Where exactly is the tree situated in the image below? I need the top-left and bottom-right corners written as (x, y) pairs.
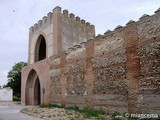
top-left (6, 62), bottom-right (27, 97)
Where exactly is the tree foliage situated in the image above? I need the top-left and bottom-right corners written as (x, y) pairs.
top-left (6, 62), bottom-right (27, 97)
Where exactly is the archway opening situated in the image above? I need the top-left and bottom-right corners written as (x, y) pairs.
top-left (39, 38), bottom-right (46, 61)
top-left (35, 35), bottom-right (46, 62)
top-left (34, 78), bottom-right (41, 105)
top-left (25, 69), bottom-right (41, 105)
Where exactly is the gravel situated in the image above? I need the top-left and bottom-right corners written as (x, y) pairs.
top-left (21, 107), bottom-right (110, 120)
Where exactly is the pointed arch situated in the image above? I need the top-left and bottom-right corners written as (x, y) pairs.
top-left (35, 35), bottom-right (47, 62)
top-left (25, 69), bottom-right (41, 105)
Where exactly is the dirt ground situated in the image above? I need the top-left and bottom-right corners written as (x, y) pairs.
top-left (21, 107), bottom-right (110, 120)
top-left (0, 102), bottom-right (110, 120)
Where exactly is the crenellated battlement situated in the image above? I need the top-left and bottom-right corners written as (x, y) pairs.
top-left (29, 11), bottom-right (53, 35)
top-left (59, 6), bottom-right (95, 50)
top-left (65, 7), bottom-right (160, 57)
top-left (154, 8), bottom-right (160, 13)
top-left (61, 8), bottom-right (94, 29)
top-left (139, 14), bottom-right (150, 20)
top-left (29, 6), bottom-right (160, 64)
top-left (29, 6), bottom-right (95, 34)
top-left (126, 20), bottom-right (135, 25)
top-left (29, 6), bottom-right (95, 51)
top-left (29, 6), bottom-right (63, 36)
top-left (92, 7), bottom-right (160, 41)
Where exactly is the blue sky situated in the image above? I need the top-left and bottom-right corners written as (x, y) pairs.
top-left (0, 0), bottom-right (160, 86)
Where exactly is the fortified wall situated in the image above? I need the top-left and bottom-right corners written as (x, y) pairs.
top-left (28, 6), bottom-right (95, 64)
top-left (21, 6), bottom-right (160, 114)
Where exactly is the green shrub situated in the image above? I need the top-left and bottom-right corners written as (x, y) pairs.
top-left (66, 106), bottom-right (80, 111)
top-left (39, 103), bottom-right (107, 118)
top-left (39, 103), bottom-right (65, 108)
top-left (66, 106), bottom-right (106, 118)
top-left (13, 95), bottom-right (21, 101)
top-left (111, 111), bottom-right (121, 120)
top-left (82, 108), bottom-right (106, 117)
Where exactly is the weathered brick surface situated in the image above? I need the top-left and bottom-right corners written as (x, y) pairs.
top-left (136, 12), bottom-right (160, 114)
top-left (65, 50), bottom-right (86, 106)
top-left (93, 94), bottom-right (128, 113)
top-left (94, 30), bottom-right (124, 56)
top-left (22, 6), bottom-right (160, 114)
top-left (124, 22), bottom-right (141, 113)
top-left (138, 13), bottom-right (160, 43)
top-left (137, 41), bottom-right (160, 113)
top-left (21, 59), bottom-right (51, 105)
top-left (85, 40), bottom-right (94, 108)
top-left (93, 50), bottom-right (126, 68)
top-left (62, 14), bottom-right (95, 51)
top-left (92, 29), bottom-right (128, 113)
top-left (50, 68), bottom-right (61, 104)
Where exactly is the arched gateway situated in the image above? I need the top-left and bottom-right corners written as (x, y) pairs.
top-left (35, 35), bottom-right (46, 62)
top-left (22, 6), bottom-right (95, 107)
top-left (22, 6), bottom-right (160, 113)
top-left (25, 69), bottom-right (41, 105)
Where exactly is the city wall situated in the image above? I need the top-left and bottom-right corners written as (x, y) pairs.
top-left (21, 6), bottom-right (160, 114)
top-left (50, 8), bottom-right (160, 114)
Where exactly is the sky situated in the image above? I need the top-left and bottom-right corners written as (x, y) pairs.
top-left (0, 0), bottom-right (160, 86)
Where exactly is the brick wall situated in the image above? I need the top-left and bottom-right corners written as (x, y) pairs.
top-left (22, 7), bottom-right (160, 114)
top-left (49, 10), bottom-right (160, 114)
